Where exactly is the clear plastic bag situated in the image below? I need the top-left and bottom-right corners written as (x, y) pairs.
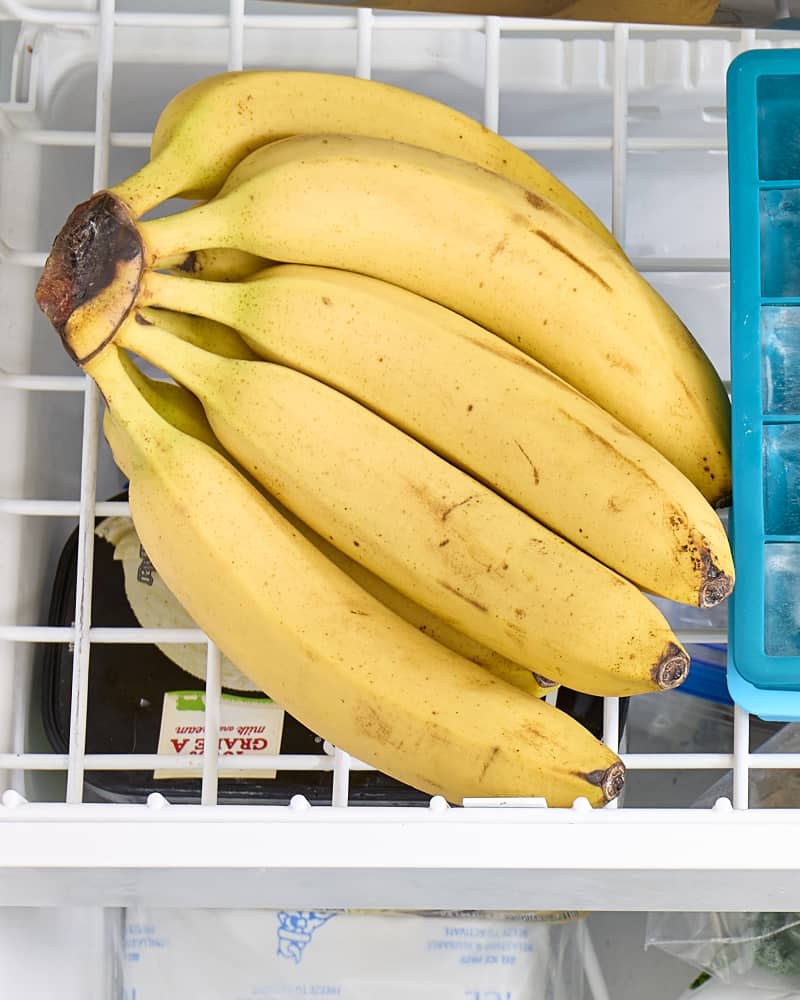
top-left (673, 974), bottom-right (800, 998)
top-left (646, 911), bottom-right (800, 990)
top-left (646, 723), bottom-right (800, 991)
top-left (119, 908), bottom-right (588, 999)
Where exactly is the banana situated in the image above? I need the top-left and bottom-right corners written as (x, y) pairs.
top-left (138, 263), bottom-right (734, 608)
top-left (97, 513), bottom-right (261, 692)
top-left (49, 134), bottom-right (726, 503)
top-left (137, 306), bottom-right (259, 360)
top-left (92, 345), bottom-right (624, 806)
top-left (312, 548), bottom-right (559, 699)
top-left (104, 366), bottom-right (557, 698)
top-left (158, 248), bottom-right (270, 282)
top-left (108, 69), bottom-right (618, 249)
top-left (114, 311), bottom-right (689, 698)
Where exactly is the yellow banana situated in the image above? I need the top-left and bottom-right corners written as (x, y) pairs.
top-left (108, 69), bottom-right (618, 250)
top-left (61, 134), bottom-right (728, 503)
top-left (157, 248), bottom-right (270, 282)
top-left (139, 263), bottom-right (733, 608)
top-left (115, 312), bottom-right (689, 698)
top-left (105, 365), bottom-right (557, 698)
top-left (137, 306), bottom-right (259, 360)
top-left (92, 345), bottom-right (623, 806)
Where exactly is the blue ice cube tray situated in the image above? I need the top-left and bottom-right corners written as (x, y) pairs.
top-left (727, 48), bottom-right (800, 720)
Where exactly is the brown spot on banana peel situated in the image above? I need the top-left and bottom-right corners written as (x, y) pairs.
top-left (480, 746), bottom-right (500, 780)
top-left (504, 619), bottom-right (526, 640)
top-left (408, 480), bottom-right (482, 525)
top-left (522, 190), bottom-right (619, 295)
top-left (177, 250), bottom-right (199, 273)
top-left (653, 643), bottom-right (690, 690)
top-left (557, 407), bottom-right (662, 494)
top-left (533, 230), bottom-right (612, 291)
top-left (524, 190), bottom-right (565, 217)
top-left (489, 237), bottom-right (508, 261)
top-left (441, 494), bottom-right (482, 522)
top-left (514, 440), bottom-right (539, 484)
top-left (354, 701), bottom-right (393, 744)
top-left (463, 330), bottom-right (574, 392)
top-left (604, 351), bottom-right (639, 377)
top-left (437, 580), bottom-right (489, 613)
top-left (672, 512), bottom-right (734, 608)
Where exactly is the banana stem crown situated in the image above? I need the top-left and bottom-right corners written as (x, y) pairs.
top-left (35, 191), bottom-right (145, 365)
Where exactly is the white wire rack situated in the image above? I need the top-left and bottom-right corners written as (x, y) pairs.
top-left (2, 0), bottom-right (800, 911)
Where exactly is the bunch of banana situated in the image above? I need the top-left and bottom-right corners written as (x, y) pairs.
top-left (34, 69), bottom-right (735, 806)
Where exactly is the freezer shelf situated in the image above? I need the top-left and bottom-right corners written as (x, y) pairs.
top-left (0, 0), bottom-right (796, 910)
top-left (5, 796), bottom-right (800, 911)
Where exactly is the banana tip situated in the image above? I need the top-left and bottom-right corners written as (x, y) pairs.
top-left (601, 761), bottom-right (626, 803)
top-left (654, 643), bottom-right (690, 691)
top-left (578, 760), bottom-right (626, 804)
top-left (699, 570), bottom-right (734, 609)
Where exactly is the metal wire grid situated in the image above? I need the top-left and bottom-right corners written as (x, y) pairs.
top-left (0, 0), bottom-right (787, 813)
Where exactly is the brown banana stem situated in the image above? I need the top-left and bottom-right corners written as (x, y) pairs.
top-left (35, 191), bottom-right (144, 364)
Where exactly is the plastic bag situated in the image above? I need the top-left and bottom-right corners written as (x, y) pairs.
top-left (674, 973), bottom-right (800, 998)
top-left (119, 908), bottom-right (587, 999)
top-left (646, 722), bottom-right (800, 991)
top-left (646, 912), bottom-right (800, 991)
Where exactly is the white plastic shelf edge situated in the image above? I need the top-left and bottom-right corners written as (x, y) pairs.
top-left (0, 803), bottom-right (797, 910)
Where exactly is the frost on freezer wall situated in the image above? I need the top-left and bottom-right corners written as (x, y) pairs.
top-left (121, 909), bottom-right (587, 999)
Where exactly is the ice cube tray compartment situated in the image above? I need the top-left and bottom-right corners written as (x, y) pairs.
top-left (728, 48), bottom-right (800, 714)
top-left (757, 74), bottom-right (800, 182)
top-left (760, 305), bottom-right (800, 412)
top-left (760, 188), bottom-right (800, 297)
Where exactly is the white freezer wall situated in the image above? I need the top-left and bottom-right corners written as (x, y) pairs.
top-left (1, 1), bottom-right (800, 912)
top-left (0, 907), bottom-right (116, 998)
